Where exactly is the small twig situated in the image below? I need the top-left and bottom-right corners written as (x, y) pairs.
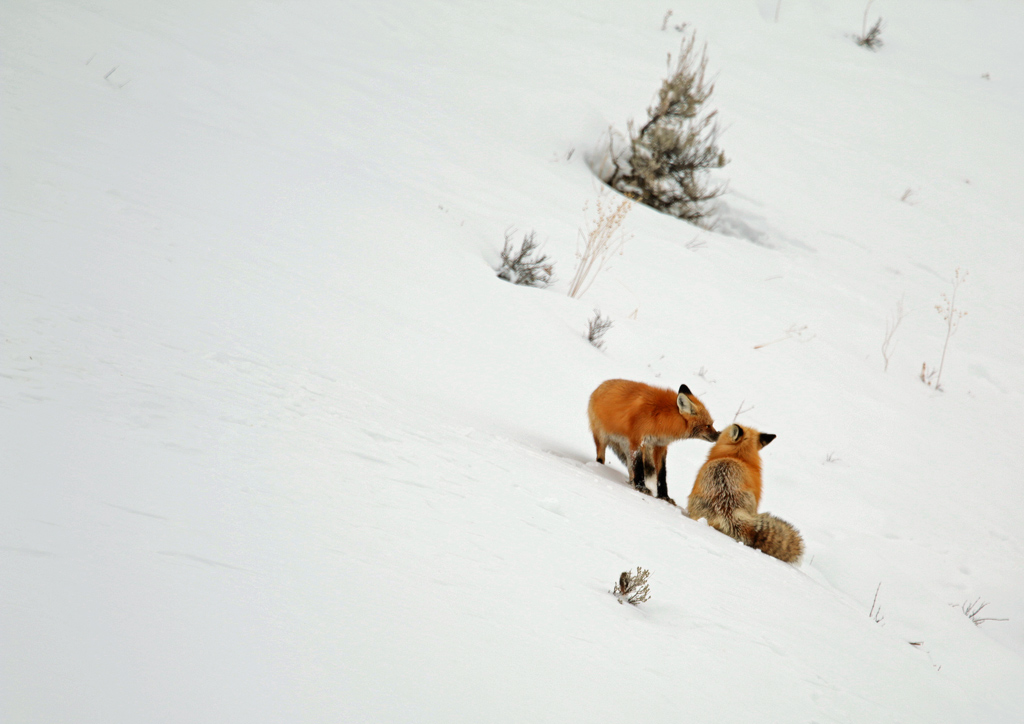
top-left (732, 400), bottom-right (754, 422)
top-left (695, 365), bottom-right (715, 383)
top-left (869, 582), bottom-right (884, 624)
top-left (862, 0), bottom-right (876, 39)
top-left (882, 295), bottom-right (907, 372)
top-left (957, 598), bottom-right (1008, 626)
top-left (933, 268), bottom-right (967, 391)
top-left (104, 66), bottom-right (118, 80)
top-left (754, 324), bottom-right (812, 349)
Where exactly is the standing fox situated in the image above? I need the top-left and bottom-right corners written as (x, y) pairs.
top-left (588, 379), bottom-right (718, 503)
top-left (687, 424), bottom-right (803, 563)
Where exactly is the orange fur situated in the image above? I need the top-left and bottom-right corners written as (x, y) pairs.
top-left (588, 379), bottom-right (718, 502)
top-left (696, 424), bottom-right (766, 505)
top-left (687, 424), bottom-right (803, 563)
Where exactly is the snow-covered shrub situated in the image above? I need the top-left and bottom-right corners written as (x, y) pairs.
top-left (600, 27), bottom-right (727, 228)
top-left (496, 229), bottom-right (553, 287)
top-left (587, 310), bottom-right (613, 349)
top-left (613, 567), bottom-right (651, 605)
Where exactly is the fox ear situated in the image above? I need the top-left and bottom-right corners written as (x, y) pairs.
top-left (677, 393), bottom-right (696, 416)
top-left (678, 384), bottom-right (692, 396)
top-left (759, 432), bottom-right (776, 448)
top-left (729, 424), bottom-right (744, 442)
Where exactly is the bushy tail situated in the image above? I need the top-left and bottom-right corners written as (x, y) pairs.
top-left (748, 512), bottom-right (804, 563)
top-left (706, 509), bottom-right (804, 564)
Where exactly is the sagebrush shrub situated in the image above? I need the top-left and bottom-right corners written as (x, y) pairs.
top-left (587, 310), bottom-right (613, 349)
top-left (613, 567), bottom-right (651, 605)
top-left (496, 230), bottom-right (553, 287)
top-left (601, 28), bottom-right (727, 228)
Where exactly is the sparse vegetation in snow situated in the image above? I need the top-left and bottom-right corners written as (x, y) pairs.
top-left (923, 268), bottom-right (968, 391)
top-left (957, 597), bottom-right (1008, 626)
top-left (855, 2), bottom-right (885, 49)
top-left (613, 567), bottom-right (652, 605)
top-left (599, 28), bottom-right (727, 228)
top-left (587, 309), bottom-right (613, 349)
top-left (567, 194), bottom-right (632, 299)
top-left (496, 229), bottom-right (554, 288)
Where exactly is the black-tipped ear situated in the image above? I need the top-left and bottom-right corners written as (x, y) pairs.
top-left (729, 425), bottom-right (744, 442)
top-left (759, 433), bottom-right (776, 448)
top-left (678, 384), bottom-right (692, 396)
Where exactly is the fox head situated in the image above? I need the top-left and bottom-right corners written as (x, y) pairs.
top-left (676, 384), bottom-right (719, 442)
top-left (711, 423), bottom-right (775, 457)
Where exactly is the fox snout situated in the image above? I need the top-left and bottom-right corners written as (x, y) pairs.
top-left (700, 426), bottom-right (720, 442)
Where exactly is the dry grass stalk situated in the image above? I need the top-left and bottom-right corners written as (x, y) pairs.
top-left (930, 268), bottom-right (968, 391)
top-left (567, 196), bottom-right (632, 299)
top-left (881, 296), bottom-right (906, 372)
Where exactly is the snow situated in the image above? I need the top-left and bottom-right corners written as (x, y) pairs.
top-left (3, 0), bottom-right (1023, 721)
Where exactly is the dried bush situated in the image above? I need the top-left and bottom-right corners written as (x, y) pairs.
top-left (881, 296), bottom-right (907, 372)
top-left (957, 598), bottom-right (1008, 626)
top-left (567, 195), bottom-right (632, 299)
top-left (600, 28), bottom-right (727, 228)
top-left (496, 229), bottom-right (553, 287)
top-left (855, 2), bottom-right (885, 49)
top-left (613, 567), bottom-right (651, 605)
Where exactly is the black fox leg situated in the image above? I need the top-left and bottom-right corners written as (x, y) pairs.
top-left (656, 459), bottom-right (669, 500)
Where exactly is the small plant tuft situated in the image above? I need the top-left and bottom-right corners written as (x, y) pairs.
top-left (956, 598), bottom-right (1008, 626)
top-left (881, 296), bottom-right (907, 372)
top-left (599, 27), bottom-right (727, 228)
top-left (869, 582), bottom-right (885, 624)
top-left (732, 399), bottom-right (754, 422)
top-left (587, 310), bottom-right (613, 349)
top-left (854, 2), bottom-right (885, 50)
top-left (496, 229), bottom-right (554, 288)
top-left (922, 268), bottom-right (968, 391)
top-left (695, 365), bottom-right (715, 383)
top-left (613, 567), bottom-right (651, 605)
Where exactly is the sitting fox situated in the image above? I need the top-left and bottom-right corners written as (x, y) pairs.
top-left (588, 379), bottom-right (718, 503)
top-left (687, 424), bottom-right (803, 563)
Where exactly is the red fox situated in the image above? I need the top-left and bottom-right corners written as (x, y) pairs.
top-left (588, 379), bottom-right (718, 503)
top-left (687, 424), bottom-right (803, 563)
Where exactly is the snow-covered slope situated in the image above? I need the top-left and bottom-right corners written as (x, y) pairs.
top-left (3, 1), bottom-right (1023, 721)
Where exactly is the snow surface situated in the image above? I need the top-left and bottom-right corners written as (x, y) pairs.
top-left (3, 0), bottom-right (1023, 721)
